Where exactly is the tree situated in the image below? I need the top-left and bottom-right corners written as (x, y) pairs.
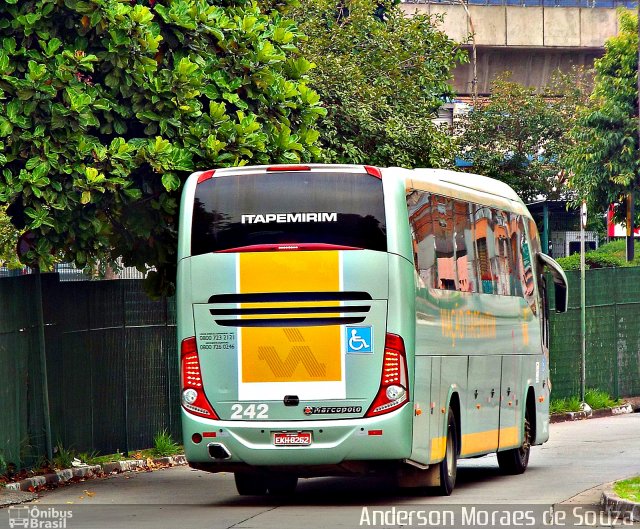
top-left (565, 12), bottom-right (639, 228)
top-left (457, 72), bottom-right (590, 203)
top-left (0, 206), bottom-right (21, 269)
top-left (0, 0), bottom-right (325, 295)
top-left (291, 0), bottom-right (467, 169)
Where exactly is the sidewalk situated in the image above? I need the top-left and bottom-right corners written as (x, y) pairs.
top-left (0, 490), bottom-right (36, 508)
top-left (0, 455), bottom-right (186, 508)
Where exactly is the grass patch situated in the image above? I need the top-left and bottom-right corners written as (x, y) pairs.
top-left (152, 430), bottom-right (181, 457)
top-left (584, 388), bottom-right (621, 410)
top-left (550, 389), bottom-right (621, 414)
top-left (52, 443), bottom-right (75, 470)
top-left (614, 476), bottom-right (640, 503)
top-left (550, 396), bottom-right (582, 414)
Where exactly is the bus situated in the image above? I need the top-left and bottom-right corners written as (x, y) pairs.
top-left (177, 164), bottom-right (568, 496)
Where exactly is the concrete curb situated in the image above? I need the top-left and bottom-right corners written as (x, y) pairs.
top-left (2, 455), bottom-right (186, 495)
top-left (601, 488), bottom-right (640, 522)
top-left (0, 489), bottom-right (38, 507)
top-left (550, 402), bottom-right (635, 424)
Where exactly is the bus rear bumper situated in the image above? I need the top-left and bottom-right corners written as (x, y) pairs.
top-left (182, 407), bottom-right (413, 471)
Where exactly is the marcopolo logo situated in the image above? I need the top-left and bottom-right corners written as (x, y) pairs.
top-left (240, 212), bottom-right (338, 224)
top-left (8, 506), bottom-right (73, 529)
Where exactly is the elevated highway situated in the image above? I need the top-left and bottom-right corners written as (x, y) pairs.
top-left (401, 1), bottom-right (632, 93)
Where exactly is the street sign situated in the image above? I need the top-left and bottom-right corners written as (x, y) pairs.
top-left (581, 201), bottom-right (587, 229)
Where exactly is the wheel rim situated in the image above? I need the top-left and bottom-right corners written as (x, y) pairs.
top-left (446, 429), bottom-right (456, 479)
top-left (519, 417), bottom-right (531, 463)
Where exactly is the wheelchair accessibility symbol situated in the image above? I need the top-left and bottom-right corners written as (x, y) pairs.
top-left (346, 326), bottom-right (373, 354)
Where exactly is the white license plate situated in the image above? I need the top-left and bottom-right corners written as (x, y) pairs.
top-left (273, 432), bottom-right (312, 446)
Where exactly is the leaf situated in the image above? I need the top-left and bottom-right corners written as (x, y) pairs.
top-left (0, 118), bottom-right (13, 137)
top-left (161, 172), bottom-right (180, 191)
top-left (80, 191), bottom-right (91, 204)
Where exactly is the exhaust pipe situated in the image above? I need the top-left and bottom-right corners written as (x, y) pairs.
top-left (208, 443), bottom-right (231, 460)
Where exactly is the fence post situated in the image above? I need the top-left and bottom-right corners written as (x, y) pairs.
top-left (613, 268), bottom-right (620, 399)
top-left (122, 283), bottom-right (130, 457)
top-left (35, 270), bottom-right (53, 462)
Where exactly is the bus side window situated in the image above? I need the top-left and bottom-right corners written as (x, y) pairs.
top-left (508, 213), bottom-right (524, 297)
top-left (433, 197), bottom-right (456, 290)
top-left (493, 209), bottom-right (511, 296)
top-left (453, 200), bottom-right (478, 292)
top-left (473, 206), bottom-right (494, 294)
top-left (407, 190), bottom-right (437, 289)
top-left (519, 217), bottom-right (537, 315)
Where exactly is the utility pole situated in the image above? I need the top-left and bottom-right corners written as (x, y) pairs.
top-left (458, 0), bottom-right (478, 106)
top-left (630, 1), bottom-right (640, 261)
top-left (580, 201), bottom-right (587, 404)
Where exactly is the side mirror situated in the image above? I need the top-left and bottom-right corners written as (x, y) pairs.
top-left (537, 253), bottom-right (569, 313)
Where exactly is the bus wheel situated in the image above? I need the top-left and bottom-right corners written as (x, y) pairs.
top-left (267, 474), bottom-right (298, 495)
top-left (438, 407), bottom-right (458, 496)
top-left (497, 411), bottom-right (532, 475)
top-left (234, 472), bottom-right (268, 495)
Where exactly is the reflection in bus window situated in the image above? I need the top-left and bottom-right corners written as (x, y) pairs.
top-left (520, 217), bottom-right (536, 314)
top-left (454, 201), bottom-right (477, 292)
top-left (509, 213), bottom-right (524, 297)
top-left (434, 197), bottom-right (456, 290)
top-left (493, 209), bottom-right (511, 296)
top-left (473, 206), bottom-right (494, 294)
top-left (407, 190), bottom-right (437, 289)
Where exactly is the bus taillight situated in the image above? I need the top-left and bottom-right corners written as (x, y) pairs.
top-left (365, 333), bottom-right (409, 418)
top-left (181, 337), bottom-right (219, 419)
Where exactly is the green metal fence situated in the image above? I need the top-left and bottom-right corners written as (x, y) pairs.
top-left (0, 276), bottom-right (47, 468)
top-left (549, 267), bottom-right (640, 399)
top-left (0, 274), bottom-right (177, 469)
top-left (1, 268), bottom-right (639, 468)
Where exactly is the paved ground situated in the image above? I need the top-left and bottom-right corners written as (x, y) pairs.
top-left (2, 414), bottom-right (639, 528)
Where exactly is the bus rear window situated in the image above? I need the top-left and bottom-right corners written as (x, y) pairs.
top-left (191, 171), bottom-right (387, 255)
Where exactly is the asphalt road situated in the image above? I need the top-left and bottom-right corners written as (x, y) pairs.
top-left (4, 414), bottom-right (640, 529)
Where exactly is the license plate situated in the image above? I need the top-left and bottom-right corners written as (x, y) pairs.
top-left (273, 431), bottom-right (312, 446)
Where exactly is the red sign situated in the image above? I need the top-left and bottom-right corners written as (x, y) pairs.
top-left (607, 204), bottom-right (640, 237)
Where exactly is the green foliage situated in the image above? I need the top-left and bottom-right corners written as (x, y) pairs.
top-left (549, 396), bottom-right (581, 414)
top-left (584, 388), bottom-right (621, 409)
top-left (551, 389), bottom-right (621, 414)
top-left (0, 206), bottom-right (22, 269)
top-left (77, 450), bottom-right (101, 465)
top-left (152, 430), bottom-right (180, 457)
top-left (458, 71), bottom-right (590, 202)
top-left (52, 443), bottom-right (75, 470)
top-left (614, 476), bottom-right (640, 503)
top-left (0, 453), bottom-right (6, 476)
top-left (555, 239), bottom-right (640, 270)
top-left (566, 11), bottom-right (640, 226)
top-left (292, 0), bottom-right (466, 168)
top-left (0, 0), bottom-right (325, 296)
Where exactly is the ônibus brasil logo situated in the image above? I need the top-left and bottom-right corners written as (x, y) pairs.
top-left (8, 506), bottom-right (73, 529)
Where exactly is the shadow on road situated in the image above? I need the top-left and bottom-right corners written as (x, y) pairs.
top-left (207, 462), bottom-right (506, 507)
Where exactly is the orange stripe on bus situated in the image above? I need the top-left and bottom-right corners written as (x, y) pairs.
top-left (430, 426), bottom-right (521, 463)
top-left (239, 251), bottom-right (342, 384)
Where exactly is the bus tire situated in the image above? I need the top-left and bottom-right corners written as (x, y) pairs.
top-left (438, 407), bottom-right (458, 496)
top-left (234, 472), bottom-right (268, 495)
top-left (497, 410), bottom-right (532, 475)
top-left (267, 474), bottom-right (298, 495)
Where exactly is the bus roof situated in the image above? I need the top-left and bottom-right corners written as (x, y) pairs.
top-left (403, 168), bottom-right (531, 217)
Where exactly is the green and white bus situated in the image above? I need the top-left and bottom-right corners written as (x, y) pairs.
top-left (177, 164), bottom-right (568, 496)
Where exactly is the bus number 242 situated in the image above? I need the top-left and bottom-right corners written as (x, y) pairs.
top-left (230, 403), bottom-right (269, 420)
